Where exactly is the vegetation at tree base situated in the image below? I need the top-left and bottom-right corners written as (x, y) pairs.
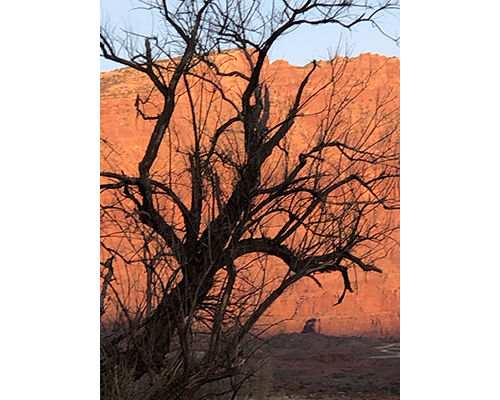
top-left (100, 1), bottom-right (399, 398)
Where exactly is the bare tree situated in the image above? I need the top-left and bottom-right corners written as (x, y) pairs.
top-left (100, 1), bottom-right (399, 398)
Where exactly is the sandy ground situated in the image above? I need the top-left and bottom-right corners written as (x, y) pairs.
top-left (256, 333), bottom-right (399, 400)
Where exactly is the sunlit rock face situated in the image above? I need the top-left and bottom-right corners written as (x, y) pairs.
top-left (101, 52), bottom-right (399, 338)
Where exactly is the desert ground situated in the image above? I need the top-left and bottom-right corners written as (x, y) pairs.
top-left (256, 333), bottom-right (399, 400)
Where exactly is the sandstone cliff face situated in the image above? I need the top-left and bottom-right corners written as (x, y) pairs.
top-left (100, 52), bottom-right (399, 338)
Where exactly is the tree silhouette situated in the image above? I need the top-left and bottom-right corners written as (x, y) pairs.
top-left (100, 1), bottom-right (399, 398)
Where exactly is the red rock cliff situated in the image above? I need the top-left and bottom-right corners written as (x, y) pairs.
top-left (100, 52), bottom-right (400, 338)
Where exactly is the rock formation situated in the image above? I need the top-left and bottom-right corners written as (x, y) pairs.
top-left (100, 52), bottom-right (399, 338)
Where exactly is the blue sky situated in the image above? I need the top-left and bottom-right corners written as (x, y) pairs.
top-left (4, 3), bottom-right (500, 398)
top-left (100, 0), bottom-right (399, 72)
